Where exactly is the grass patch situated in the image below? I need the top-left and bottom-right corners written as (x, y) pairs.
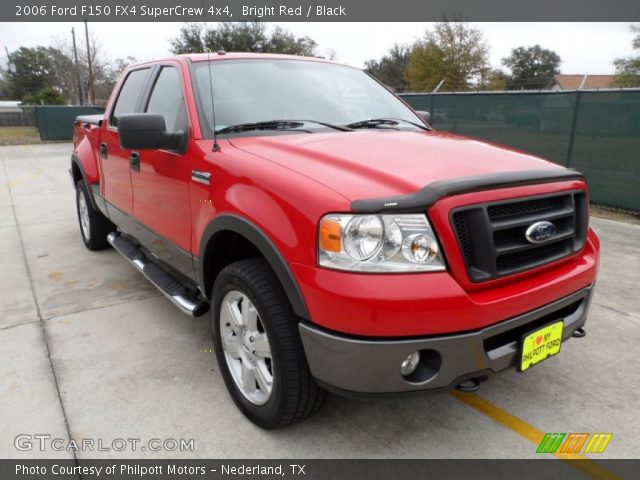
top-left (0, 126), bottom-right (41, 146)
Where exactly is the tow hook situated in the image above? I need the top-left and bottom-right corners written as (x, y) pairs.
top-left (572, 327), bottom-right (587, 338)
top-left (456, 375), bottom-right (488, 393)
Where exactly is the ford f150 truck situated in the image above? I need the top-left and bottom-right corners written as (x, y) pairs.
top-left (71, 52), bottom-right (599, 428)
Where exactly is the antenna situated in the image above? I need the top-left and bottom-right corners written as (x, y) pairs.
top-left (202, 2), bottom-right (220, 152)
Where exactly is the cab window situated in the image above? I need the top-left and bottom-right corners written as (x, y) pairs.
top-left (110, 68), bottom-right (150, 127)
top-left (145, 66), bottom-right (187, 133)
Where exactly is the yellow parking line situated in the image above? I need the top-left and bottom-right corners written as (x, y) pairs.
top-left (0, 170), bottom-right (44, 191)
top-left (450, 390), bottom-right (620, 480)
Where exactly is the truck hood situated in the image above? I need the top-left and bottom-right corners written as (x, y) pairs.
top-left (229, 130), bottom-right (565, 201)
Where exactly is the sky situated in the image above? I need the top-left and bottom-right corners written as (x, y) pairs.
top-left (0, 22), bottom-right (636, 74)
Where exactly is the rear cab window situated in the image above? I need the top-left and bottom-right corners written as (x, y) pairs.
top-left (110, 68), bottom-right (151, 128)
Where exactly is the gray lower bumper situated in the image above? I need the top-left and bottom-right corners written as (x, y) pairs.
top-left (299, 286), bottom-right (593, 395)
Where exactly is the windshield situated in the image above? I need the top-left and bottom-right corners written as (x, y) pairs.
top-left (192, 59), bottom-right (424, 137)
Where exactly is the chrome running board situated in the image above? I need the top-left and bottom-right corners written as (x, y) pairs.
top-left (107, 232), bottom-right (209, 317)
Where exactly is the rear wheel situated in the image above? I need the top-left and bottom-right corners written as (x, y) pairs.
top-left (75, 180), bottom-right (114, 250)
top-left (212, 258), bottom-right (325, 428)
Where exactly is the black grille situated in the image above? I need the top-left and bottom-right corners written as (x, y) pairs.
top-left (453, 212), bottom-right (473, 265)
top-left (487, 196), bottom-right (565, 219)
top-left (451, 191), bottom-right (588, 282)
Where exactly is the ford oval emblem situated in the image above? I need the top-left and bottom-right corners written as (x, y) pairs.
top-left (525, 221), bottom-right (557, 244)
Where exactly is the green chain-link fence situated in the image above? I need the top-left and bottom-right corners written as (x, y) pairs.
top-left (400, 90), bottom-right (640, 212)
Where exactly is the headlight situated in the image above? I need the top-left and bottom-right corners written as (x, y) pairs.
top-left (318, 214), bottom-right (445, 272)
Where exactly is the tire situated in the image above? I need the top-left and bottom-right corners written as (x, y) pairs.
top-left (75, 180), bottom-right (114, 251)
top-left (212, 258), bottom-right (325, 429)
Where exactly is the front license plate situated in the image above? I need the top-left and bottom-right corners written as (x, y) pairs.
top-left (519, 321), bottom-right (564, 372)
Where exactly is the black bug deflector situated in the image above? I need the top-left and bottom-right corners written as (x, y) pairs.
top-left (350, 169), bottom-right (585, 213)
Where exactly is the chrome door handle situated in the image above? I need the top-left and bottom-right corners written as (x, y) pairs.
top-left (191, 170), bottom-right (211, 185)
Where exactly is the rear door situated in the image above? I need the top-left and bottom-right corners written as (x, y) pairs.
top-left (101, 67), bottom-right (151, 222)
top-left (130, 63), bottom-right (194, 278)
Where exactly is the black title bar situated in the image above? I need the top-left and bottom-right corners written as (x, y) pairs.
top-left (2, 459), bottom-right (639, 480)
top-left (4, 0), bottom-right (640, 22)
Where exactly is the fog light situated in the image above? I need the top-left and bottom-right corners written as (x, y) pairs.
top-left (400, 351), bottom-right (420, 376)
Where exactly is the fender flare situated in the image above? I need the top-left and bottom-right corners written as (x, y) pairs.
top-left (198, 214), bottom-right (310, 320)
top-left (70, 153), bottom-right (98, 210)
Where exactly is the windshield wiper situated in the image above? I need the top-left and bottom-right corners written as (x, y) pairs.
top-left (216, 119), bottom-right (351, 134)
top-left (287, 120), bottom-right (353, 132)
top-left (215, 120), bottom-right (306, 134)
top-left (345, 118), bottom-right (430, 130)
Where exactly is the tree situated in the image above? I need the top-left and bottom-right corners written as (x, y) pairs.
top-left (94, 56), bottom-right (137, 105)
top-left (4, 29), bottom-right (135, 106)
top-left (203, 21), bottom-right (267, 52)
top-left (170, 21), bottom-right (317, 56)
top-left (5, 46), bottom-right (70, 104)
top-left (266, 26), bottom-right (316, 56)
top-left (405, 22), bottom-right (490, 92)
top-left (0, 65), bottom-right (11, 99)
top-left (170, 23), bottom-right (205, 54)
top-left (613, 24), bottom-right (640, 87)
top-left (405, 41), bottom-right (446, 92)
top-left (479, 69), bottom-right (509, 91)
top-left (74, 34), bottom-right (113, 105)
top-left (501, 45), bottom-right (561, 90)
top-left (22, 86), bottom-right (67, 105)
top-left (47, 45), bottom-right (79, 103)
top-left (6, 47), bottom-right (56, 101)
top-left (53, 33), bottom-right (137, 106)
top-left (364, 44), bottom-right (411, 92)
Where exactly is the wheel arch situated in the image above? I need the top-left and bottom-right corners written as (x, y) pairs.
top-left (70, 153), bottom-right (98, 209)
top-left (198, 214), bottom-right (310, 320)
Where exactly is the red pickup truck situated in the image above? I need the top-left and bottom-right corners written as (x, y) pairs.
top-left (71, 52), bottom-right (599, 428)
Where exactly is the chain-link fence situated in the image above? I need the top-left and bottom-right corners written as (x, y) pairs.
top-left (0, 105), bottom-right (105, 140)
top-left (400, 90), bottom-right (640, 212)
top-left (0, 106), bottom-right (36, 127)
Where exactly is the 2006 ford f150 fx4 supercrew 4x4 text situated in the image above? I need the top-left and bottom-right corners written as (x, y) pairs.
top-left (70, 53), bottom-right (599, 428)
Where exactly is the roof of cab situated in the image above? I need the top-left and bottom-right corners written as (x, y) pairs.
top-left (185, 52), bottom-right (331, 62)
top-left (130, 52), bottom-right (336, 69)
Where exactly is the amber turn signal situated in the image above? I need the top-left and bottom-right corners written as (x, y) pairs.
top-left (319, 218), bottom-right (342, 252)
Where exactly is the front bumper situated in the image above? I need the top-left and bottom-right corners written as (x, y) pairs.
top-left (290, 229), bottom-right (599, 337)
top-left (299, 285), bottom-right (593, 395)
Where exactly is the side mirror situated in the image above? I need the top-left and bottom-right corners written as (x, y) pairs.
top-left (417, 110), bottom-right (431, 125)
top-left (118, 114), bottom-right (185, 151)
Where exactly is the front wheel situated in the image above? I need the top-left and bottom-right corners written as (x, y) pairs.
top-left (212, 258), bottom-right (325, 428)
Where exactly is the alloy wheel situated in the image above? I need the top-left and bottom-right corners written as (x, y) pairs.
top-left (219, 290), bottom-right (274, 405)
